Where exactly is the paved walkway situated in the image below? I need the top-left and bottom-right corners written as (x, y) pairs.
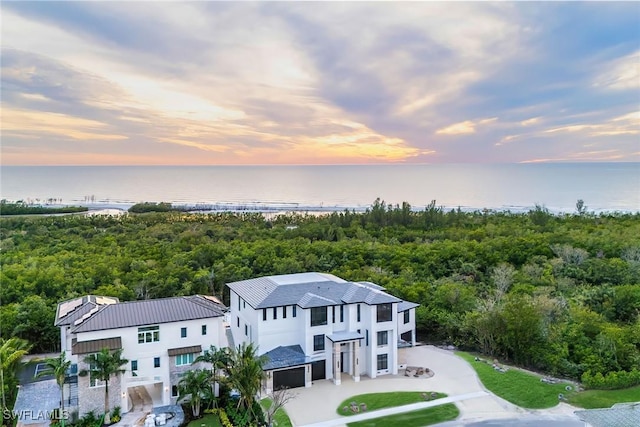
top-left (300, 391), bottom-right (488, 427)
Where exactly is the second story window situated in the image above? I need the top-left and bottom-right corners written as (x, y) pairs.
top-left (376, 303), bottom-right (392, 323)
top-left (313, 334), bottom-right (325, 351)
top-left (404, 310), bottom-right (410, 324)
top-left (263, 309), bottom-right (267, 321)
top-left (340, 305), bottom-right (344, 322)
top-left (154, 357), bottom-right (160, 368)
top-left (377, 330), bottom-right (388, 346)
top-left (131, 360), bottom-right (138, 372)
top-left (138, 325), bottom-right (160, 343)
top-left (283, 306), bottom-right (287, 319)
top-left (310, 307), bottom-right (327, 327)
top-left (332, 306), bottom-right (336, 323)
top-left (293, 305), bottom-right (297, 317)
top-left (357, 304), bottom-right (361, 322)
top-left (202, 325), bottom-right (207, 335)
top-left (181, 327), bottom-right (187, 338)
top-left (175, 353), bottom-right (194, 366)
top-left (273, 307), bottom-right (277, 320)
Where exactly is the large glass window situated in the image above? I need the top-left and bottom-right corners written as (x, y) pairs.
top-left (138, 325), bottom-right (160, 343)
top-left (88, 354), bottom-right (104, 387)
top-left (404, 310), bottom-right (410, 324)
top-left (313, 334), bottom-right (325, 351)
top-left (377, 354), bottom-right (388, 370)
top-left (310, 307), bottom-right (327, 327)
top-left (377, 331), bottom-right (388, 346)
top-left (376, 303), bottom-right (392, 323)
top-left (175, 353), bottom-right (194, 366)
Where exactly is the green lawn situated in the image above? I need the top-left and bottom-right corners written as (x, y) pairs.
top-left (456, 351), bottom-right (572, 409)
top-left (186, 414), bottom-right (222, 427)
top-left (566, 385), bottom-right (640, 409)
top-left (337, 392), bottom-right (446, 416)
top-left (261, 397), bottom-right (293, 427)
top-left (346, 403), bottom-right (460, 427)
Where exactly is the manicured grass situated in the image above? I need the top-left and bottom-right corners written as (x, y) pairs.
top-left (261, 397), bottom-right (293, 427)
top-left (337, 392), bottom-right (446, 416)
top-left (346, 403), bottom-right (460, 427)
top-left (566, 385), bottom-right (640, 409)
top-left (456, 351), bottom-right (573, 409)
top-left (186, 414), bottom-right (223, 427)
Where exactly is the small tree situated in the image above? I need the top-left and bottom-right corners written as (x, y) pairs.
top-left (262, 388), bottom-right (296, 427)
top-left (194, 345), bottom-right (230, 407)
top-left (0, 337), bottom-right (31, 410)
top-left (84, 348), bottom-right (128, 424)
top-left (36, 351), bottom-right (71, 413)
top-left (178, 369), bottom-right (211, 418)
top-left (227, 343), bottom-right (267, 423)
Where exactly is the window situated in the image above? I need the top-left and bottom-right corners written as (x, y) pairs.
top-left (310, 307), bottom-right (327, 327)
top-left (202, 325), bottom-right (207, 335)
top-left (340, 305), bottom-right (344, 322)
top-left (332, 306), bottom-right (336, 323)
top-left (238, 297), bottom-right (241, 311)
top-left (171, 385), bottom-right (178, 397)
top-left (176, 353), bottom-right (194, 366)
top-left (404, 310), bottom-right (410, 324)
top-left (376, 303), bottom-right (393, 323)
top-left (263, 309), bottom-right (267, 321)
top-left (237, 317), bottom-right (240, 327)
top-left (138, 325), bottom-right (160, 343)
top-left (181, 327), bottom-right (187, 338)
top-left (293, 305), bottom-right (297, 317)
top-left (244, 324), bottom-right (248, 336)
top-left (131, 360), bottom-right (138, 371)
top-left (154, 357), bottom-right (160, 368)
top-left (377, 331), bottom-right (388, 346)
top-left (243, 300), bottom-right (246, 309)
top-left (273, 307), bottom-right (277, 320)
top-left (366, 329), bottom-right (369, 347)
top-left (313, 334), bottom-right (325, 351)
top-left (283, 306), bottom-right (287, 319)
top-left (357, 304), bottom-right (361, 322)
top-left (377, 354), bottom-right (388, 371)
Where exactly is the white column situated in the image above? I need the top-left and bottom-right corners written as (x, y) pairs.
top-left (352, 341), bottom-right (360, 382)
top-left (305, 364), bottom-right (312, 387)
top-left (333, 342), bottom-right (341, 385)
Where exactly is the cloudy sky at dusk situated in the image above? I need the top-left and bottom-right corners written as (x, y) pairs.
top-left (1, 1), bottom-right (638, 166)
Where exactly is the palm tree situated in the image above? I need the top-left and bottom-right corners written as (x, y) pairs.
top-left (177, 369), bottom-right (211, 418)
top-left (226, 342), bottom-right (267, 423)
top-left (83, 348), bottom-right (128, 424)
top-left (36, 351), bottom-right (71, 413)
top-left (0, 337), bottom-right (31, 410)
top-left (194, 345), bottom-right (230, 407)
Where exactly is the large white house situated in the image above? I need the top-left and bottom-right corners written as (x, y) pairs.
top-left (226, 272), bottom-right (419, 391)
top-left (55, 295), bottom-right (226, 416)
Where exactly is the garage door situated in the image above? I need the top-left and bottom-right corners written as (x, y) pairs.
top-left (273, 367), bottom-right (305, 390)
top-left (311, 360), bottom-right (326, 381)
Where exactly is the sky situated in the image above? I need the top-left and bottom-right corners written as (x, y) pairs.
top-left (1, 1), bottom-right (639, 166)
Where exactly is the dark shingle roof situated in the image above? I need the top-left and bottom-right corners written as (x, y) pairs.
top-left (262, 345), bottom-right (311, 371)
top-left (227, 272), bottom-right (403, 309)
top-left (71, 295), bottom-right (225, 333)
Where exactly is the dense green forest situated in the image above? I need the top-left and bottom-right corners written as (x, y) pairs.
top-left (0, 200), bottom-right (88, 215)
top-left (1, 200), bottom-right (639, 390)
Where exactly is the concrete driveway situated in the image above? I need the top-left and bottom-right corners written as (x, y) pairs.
top-left (283, 345), bottom-right (524, 427)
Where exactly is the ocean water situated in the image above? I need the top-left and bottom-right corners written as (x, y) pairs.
top-left (1, 163), bottom-right (639, 213)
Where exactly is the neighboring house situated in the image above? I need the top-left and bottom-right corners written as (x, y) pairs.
top-left (55, 295), bottom-right (226, 416)
top-left (226, 272), bottom-right (419, 392)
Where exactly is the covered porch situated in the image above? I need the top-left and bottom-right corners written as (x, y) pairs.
top-left (327, 331), bottom-right (364, 385)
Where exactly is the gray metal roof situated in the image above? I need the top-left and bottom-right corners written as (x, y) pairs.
top-left (55, 295), bottom-right (119, 326)
top-left (227, 272), bottom-right (402, 309)
top-left (327, 331), bottom-right (364, 342)
top-left (262, 345), bottom-right (311, 371)
top-left (71, 295), bottom-right (225, 333)
top-left (71, 337), bottom-right (122, 355)
top-left (168, 345), bottom-right (202, 357)
top-left (398, 301), bottom-right (420, 312)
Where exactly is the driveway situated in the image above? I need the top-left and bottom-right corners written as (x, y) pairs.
top-left (284, 345), bottom-right (525, 427)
